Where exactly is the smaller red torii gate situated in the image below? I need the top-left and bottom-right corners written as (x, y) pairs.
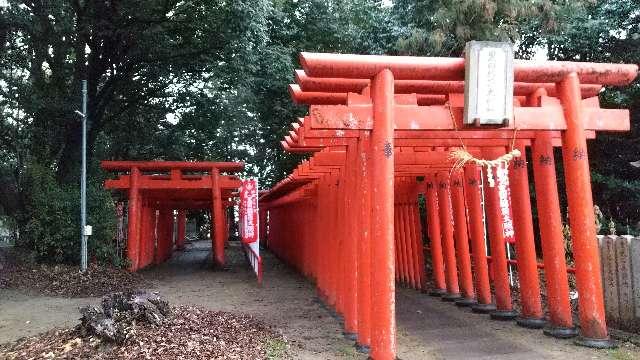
top-left (102, 161), bottom-right (244, 271)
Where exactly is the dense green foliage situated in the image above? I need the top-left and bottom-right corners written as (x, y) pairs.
top-left (524, 0), bottom-right (640, 232)
top-left (0, 0), bottom-right (638, 263)
top-left (394, 0), bottom-right (587, 56)
top-left (20, 163), bottom-right (117, 264)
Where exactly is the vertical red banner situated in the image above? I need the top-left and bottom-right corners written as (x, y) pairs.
top-left (240, 178), bottom-right (261, 283)
top-left (240, 179), bottom-right (259, 244)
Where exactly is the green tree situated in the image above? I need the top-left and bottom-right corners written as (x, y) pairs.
top-left (20, 162), bottom-right (117, 264)
top-left (0, 0), bottom-right (399, 262)
top-left (525, 0), bottom-right (640, 230)
top-left (393, 0), bottom-right (589, 56)
top-left (0, 0), bottom-right (281, 261)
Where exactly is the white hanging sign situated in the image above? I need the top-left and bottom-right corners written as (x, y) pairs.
top-left (464, 41), bottom-right (514, 126)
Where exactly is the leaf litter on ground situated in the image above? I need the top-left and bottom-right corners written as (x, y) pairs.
top-left (0, 291), bottom-right (289, 360)
top-left (0, 249), bottom-right (147, 298)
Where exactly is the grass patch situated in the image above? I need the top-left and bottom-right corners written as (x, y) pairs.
top-left (266, 338), bottom-right (288, 359)
top-left (608, 348), bottom-right (636, 360)
top-left (338, 344), bottom-right (358, 358)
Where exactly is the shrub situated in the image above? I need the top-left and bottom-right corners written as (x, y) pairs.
top-left (20, 163), bottom-right (119, 265)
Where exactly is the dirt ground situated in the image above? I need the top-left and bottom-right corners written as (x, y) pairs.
top-left (1, 240), bottom-right (639, 359)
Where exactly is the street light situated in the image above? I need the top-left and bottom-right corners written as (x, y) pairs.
top-left (77, 80), bottom-right (89, 272)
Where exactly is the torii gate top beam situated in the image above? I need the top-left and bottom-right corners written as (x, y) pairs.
top-left (101, 160), bottom-right (244, 206)
top-left (299, 52), bottom-right (638, 85)
top-left (101, 161), bottom-right (244, 173)
top-left (294, 70), bottom-right (603, 98)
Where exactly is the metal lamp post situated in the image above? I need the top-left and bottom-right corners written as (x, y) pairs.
top-left (78, 80), bottom-right (88, 272)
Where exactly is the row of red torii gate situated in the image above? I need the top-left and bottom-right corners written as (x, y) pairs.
top-left (103, 44), bottom-right (638, 360)
top-left (258, 47), bottom-right (638, 360)
top-left (102, 161), bottom-right (261, 278)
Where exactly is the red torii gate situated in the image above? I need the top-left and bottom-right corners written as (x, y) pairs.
top-left (261, 51), bottom-right (637, 359)
top-left (102, 161), bottom-right (243, 271)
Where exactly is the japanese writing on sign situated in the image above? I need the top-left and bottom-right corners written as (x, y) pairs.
top-left (464, 41), bottom-right (514, 126)
top-left (239, 179), bottom-right (259, 244)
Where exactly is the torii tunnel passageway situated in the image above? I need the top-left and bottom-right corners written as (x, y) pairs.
top-left (260, 51), bottom-right (639, 359)
top-left (102, 161), bottom-right (244, 271)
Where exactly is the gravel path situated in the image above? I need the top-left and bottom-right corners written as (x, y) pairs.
top-left (1, 240), bottom-right (638, 359)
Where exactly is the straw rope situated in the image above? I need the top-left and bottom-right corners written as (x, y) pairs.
top-left (444, 101), bottom-right (521, 176)
top-left (449, 148), bottom-right (521, 172)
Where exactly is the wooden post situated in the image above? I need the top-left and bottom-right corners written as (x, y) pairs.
top-left (531, 132), bottom-right (577, 338)
top-left (403, 181), bottom-right (418, 288)
top-left (138, 200), bottom-right (155, 269)
top-left (176, 210), bottom-right (187, 250)
top-left (464, 164), bottom-right (496, 313)
top-left (211, 168), bottom-right (226, 267)
top-left (155, 206), bottom-right (173, 264)
top-left (450, 170), bottom-right (476, 306)
top-left (317, 175), bottom-right (331, 302)
top-left (328, 170), bottom-right (340, 309)
top-left (369, 69), bottom-right (396, 360)
top-left (557, 73), bottom-right (614, 348)
top-left (510, 141), bottom-right (545, 328)
top-left (483, 147), bottom-right (518, 320)
top-left (436, 172), bottom-right (462, 301)
top-left (409, 184), bottom-right (427, 291)
top-left (126, 167), bottom-right (141, 271)
top-left (394, 196), bottom-right (404, 283)
top-left (425, 173), bottom-right (447, 296)
top-left (356, 131), bottom-right (372, 352)
top-left (343, 140), bottom-right (359, 339)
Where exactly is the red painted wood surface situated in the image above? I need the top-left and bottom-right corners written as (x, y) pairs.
top-left (102, 161), bottom-right (244, 271)
top-left (261, 52), bottom-right (638, 357)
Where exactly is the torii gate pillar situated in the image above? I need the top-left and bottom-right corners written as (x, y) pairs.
top-left (126, 167), bottom-right (141, 271)
top-left (532, 132), bottom-right (576, 337)
top-left (211, 168), bottom-right (226, 267)
top-left (356, 132), bottom-right (372, 350)
top-left (176, 210), bottom-right (187, 250)
top-left (425, 174), bottom-right (447, 296)
top-left (369, 69), bottom-right (396, 360)
top-left (558, 73), bottom-right (613, 347)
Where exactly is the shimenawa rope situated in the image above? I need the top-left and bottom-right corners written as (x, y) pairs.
top-left (444, 101), bottom-right (521, 184)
